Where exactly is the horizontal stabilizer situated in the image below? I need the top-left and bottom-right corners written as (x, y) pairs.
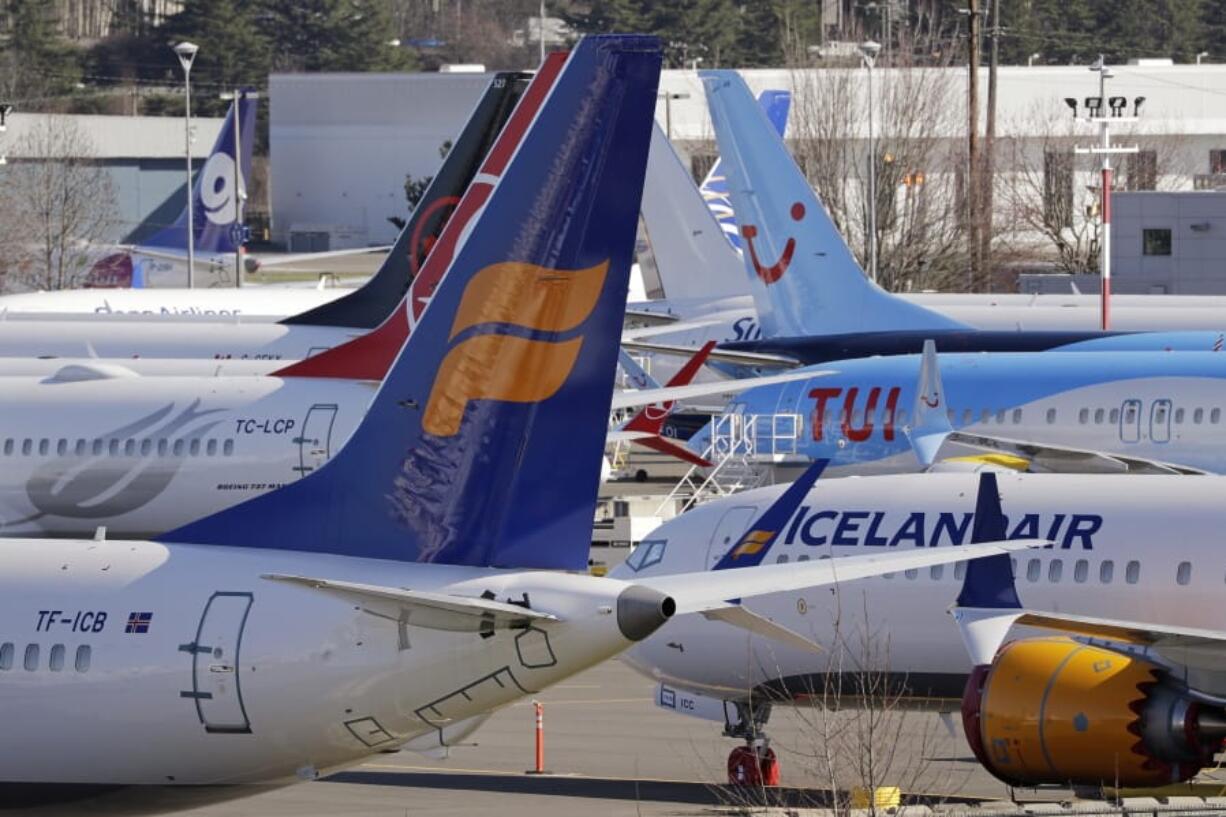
top-left (263, 574), bottom-right (558, 632)
top-left (621, 339), bottom-right (800, 370)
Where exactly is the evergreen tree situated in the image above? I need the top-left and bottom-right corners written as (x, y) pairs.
top-left (257, 0), bottom-right (415, 72)
top-left (166, 0), bottom-right (271, 114)
top-left (0, 0), bottom-right (80, 105)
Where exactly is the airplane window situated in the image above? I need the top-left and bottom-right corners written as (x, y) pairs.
top-left (2, 439), bottom-right (10, 455)
top-left (905, 568), bottom-right (918, 579)
top-left (930, 564), bottom-right (944, 580)
top-left (962, 409), bottom-right (973, 426)
top-left (979, 409), bottom-right (990, 424)
top-left (75, 645), bottom-right (91, 673)
top-left (1048, 559), bottom-right (1063, 582)
top-left (1213, 409), bottom-right (1222, 424)
top-left (109, 439), bottom-right (119, 455)
top-left (882, 572), bottom-right (895, 579)
top-left (123, 439), bottom-right (135, 456)
top-left (223, 439), bottom-right (235, 456)
top-left (1100, 560), bottom-right (1114, 583)
top-left (1155, 405), bottom-right (1168, 424)
top-left (74, 439), bottom-right (85, 456)
top-left (1176, 408), bottom-right (1185, 424)
top-left (56, 439), bottom-right (66, 456)
top-left (91, 439), bottom-right (102, 456)
top-left (1078, 409), bottom-right (1088, 424)
top-left (624, 539), bottom-right (667, 572)
top-left (139, 439), bottom-right (152, 456)
top-left (1046, 408), bottom-right (1057, 424)
top-left (157, 439), bottom-right (168, 456)
top-left (1125, 560), bottom-right (1141, 584)
top-left (1177, 561), bottom-right (1192, 585)
top-left (21, 439), bottom-right (31, 455)
top-left (23, 643), bottom-right (39, 672)
top-left (48, 644), bottom-right (65, 672)
top-left (776, 555), bottom-right (789, 564)
top-left (1026, 559), bottom-right (1040, 582)
top-left (190, 439), bottom-right (201, 456)
top-left (1012, 409), bottom-right (1023, 424)
top-left (946, 409), bottom-right (956, 423)
top-left (207, 439), bottom-right (218, 456)
top-left (38, 439), bottom-right (48, 455)
top-left (1094, 408), bottom-right (1105, 424)
top-left (0, 642), bottom-right (12, 670)
top-left (1074, 559), bottom-right (1088, 583)
top-left (1125, 405), bottom-right (1137, 424)
top-left (1195, 408), bottom-right (1204, 424)
top-left (797, 555), bottom-right (811, 562)
top-left (995, 409), bottom-right (1005, 424)
top-left (1109, 409), bottom-right (1120, 423)
top-left (173, 439), bottom-right (185, 457)
top-left (954, 561), bottom-right (966, 580)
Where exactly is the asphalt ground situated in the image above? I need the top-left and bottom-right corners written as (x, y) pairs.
top-left (177, 660), bottom-right (1026, 817)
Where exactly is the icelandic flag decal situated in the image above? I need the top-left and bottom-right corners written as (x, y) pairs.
top-left (125, 612), bottom-right (153, 634)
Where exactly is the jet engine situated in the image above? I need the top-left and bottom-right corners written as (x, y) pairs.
top-left (962, 637), bottom-right (1226, 788)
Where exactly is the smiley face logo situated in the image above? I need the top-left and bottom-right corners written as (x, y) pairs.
top-left (741, 202), bottom-right (804, 285)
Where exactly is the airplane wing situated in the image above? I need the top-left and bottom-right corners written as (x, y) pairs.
top-left (621, 339), bottom-right (800, 370)
top-left (946, 430), bottom-right (1210, 475)
top-left (608, 368), bottom-right (828, 411)
top-left (262, 574), bottom-right (558, 632)
top-left (624, 308), bottom-right (679, 327)
top-left (621, 318), bottom-right (726, 341)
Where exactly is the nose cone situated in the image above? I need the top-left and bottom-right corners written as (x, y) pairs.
top-left (616, 584), bottom-right (676, 642)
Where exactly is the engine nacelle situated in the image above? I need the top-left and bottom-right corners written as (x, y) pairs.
top-left (962, 637), bottom-right (1225, 788)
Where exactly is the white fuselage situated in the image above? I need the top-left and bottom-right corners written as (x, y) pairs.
top-left (615, 472), bottom-right (1226, 701)
top-left (0, 287), bottom-right (345, 320)
top-left (0, 538), bottom-right (640, 795)
top-left (0, 374), bottom-right (374, 538)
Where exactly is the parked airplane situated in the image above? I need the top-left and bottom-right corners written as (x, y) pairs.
top-left (0, 38), bottom-right (1025, 813)
top-left (0, 69), bottom-right (536, 355)
top-left (613, 465), bottom-right (1226, 784)
top-left (627, 71), bottom-right (1226, 370)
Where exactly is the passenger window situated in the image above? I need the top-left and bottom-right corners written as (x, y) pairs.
top-left (1195, 408), bottom-right (1204, 424)
top-left (110, 439), bottom-right (120, 455)
top-left (1124, 404), bottom-right (1137, 424)
top-left (1074, 559), bottom-right (1088, 583)
top-left (1155, 405), bottom-right (1168, 424)
top-left (48, 644), bottom-right (65, 672)
top-left (1213, 409), bottom-right (1222, 424)
top-left (0, 642), bottom-right (12, 670)
top-left (157, 439), bottom-right (168, 456)
top-left (1100, 560), bottom-right (1114, 583)
top-left (962, 409), bottom-right (972, 426)
top-left (74, 439), bottom-right (85, 456)
top-left (1094, 408), bottom-right (1105, 424)
top-left (980, 409), bottom-right (990, 424)
top-left (173, 439), bottom-right (185, 456)
top-left (1177, 561), bottom-right (1192, 585)
top-left (904, 568), bottom-right (918, 580)
top-left (1078, 408), bottom-right (1088, 424)
top-left (1176, 408), bottom-right (1185, 424)
top-left (1046, 408), bottom-right (1057, 424)
top-left (21, 439), bottom-right (31, 455)
top-left (38, 439), bottom-right (48, 455)
top-left (1048, 559), bottom-right (1063, 582)
top-left (1126, 560), bottom-right (1141, 584)
top-left (56, 439), bottom-right (67, 455)
top-left (75, 645), bottom-right (91, 673)
top-left (929, 564), bottom-right (944, 580)
top-left (954, 561), bottom-right (966, 580)
top-left (797, 554), bottom-right (811, 562)
top-left (188, 439), bottom-right (199, 456)
top-left (1026, 558), bottom-right (1040, 582)
top-left (23, 643), bottom-right (39, 671)
top-left (1012, 409), bottom-right (1023, 424)
top-left (223, 439), bottom-right (234, 456)
top-left (1109, 408), bottom-right (1119, 423)
top-left (882, 572), bottom-right (895, 579)
top-left (207, 439), bottom-right (218, 456)
top-left (995, 409), bottom-right (1005, 424)
top-left (139, 439), bottom-right (151, 456)
top-left (123, 439), bottom-right (135, 456)
top-left (2, 439), bottom-right (10, 455)
top-left (92, 439), bottom-right (102, 456)
top-left (776, 555), bottom-right (789, 564)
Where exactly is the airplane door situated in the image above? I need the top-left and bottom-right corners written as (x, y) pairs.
top-left (1150, 399), bottom-right (1172, 444)
top-left (180, 592), bottom-right (253, 734)
top-left (1119, 399), bottom-right (1142, 444)
top-left (704, 505), bottom-right (759, 569)
top-left (295, 403), bottom-right (338, 477)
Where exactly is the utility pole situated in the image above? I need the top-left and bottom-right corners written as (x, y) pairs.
top-left (965, 0), bottom-right (981, 291)
top-left (981, 0), bottom-right (999, 291)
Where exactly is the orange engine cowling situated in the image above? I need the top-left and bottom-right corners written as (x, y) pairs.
top-left (962, 637), bottom-right (1225, 788)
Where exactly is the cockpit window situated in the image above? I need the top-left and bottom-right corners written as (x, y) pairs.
top-left (624, 539), bottom-right (667, 572)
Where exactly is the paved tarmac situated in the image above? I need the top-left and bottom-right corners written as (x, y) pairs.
top-left (178, 660), bottom-right (1021, 817)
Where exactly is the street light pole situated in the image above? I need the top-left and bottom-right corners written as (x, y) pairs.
top-left (174, 41), bottom-right (199, 288)
top-left (539, 0), bottom-right (546, 65)
top-left (860, 40), bottom-right (881, 285)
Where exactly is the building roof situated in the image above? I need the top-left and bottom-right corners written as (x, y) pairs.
top-left (2, 112), bottom-right (225, 160)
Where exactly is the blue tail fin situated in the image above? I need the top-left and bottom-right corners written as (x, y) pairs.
top-left (700, 89), bottom-right (790, 254)
top-left (700, 71), bottom-right (966, 338)
top-left (955, 473), bottom-right (1022, 610)
top-left (283, 71), bottom-right (533, 329)
top-left (160, 36), bottom-right (663, 571)
top-left (712, 459), bottom-right (828, 570)
top-left (142, 93), bottom-right (256, 256)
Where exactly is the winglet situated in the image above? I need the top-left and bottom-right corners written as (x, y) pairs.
top-left (907, 339), bottom-right (953, 468)
top-left (949, 473), bottom-right (1023, 665)
top-left (712, 459), bottom-right (828, 570)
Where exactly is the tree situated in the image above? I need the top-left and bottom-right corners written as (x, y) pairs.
top-left (160, 0), bottom-right (272, 117)
top-left (258, 0), bottom-right (416, 73)
top-left (0, 116), bottom-right (117, 292)
top-left (0, 0), bottom-right (81, 108)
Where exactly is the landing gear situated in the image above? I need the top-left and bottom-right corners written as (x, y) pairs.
top-left (724, 699), bottom-right (779, 786)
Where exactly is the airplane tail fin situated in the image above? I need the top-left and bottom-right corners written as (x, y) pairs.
top-left (142, 93), bottom-right (256, 256)
top-left (620, 341), bottom-right (715, 467)
top-left (700, 89), bottom-right (789, 255)
top-left (700, 70), bottom-right (966, 338)
top-left (160, 36), bottom-right (663, 571)
top-left (907, 339), bottom-right (953, 467)
top-left (282, 70), bottom-right (534, 328)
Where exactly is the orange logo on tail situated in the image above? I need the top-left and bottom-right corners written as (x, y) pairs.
top-left (730, 529), bottom-right (774, 559)
top-left (422, 261), bottom-right (609, 437)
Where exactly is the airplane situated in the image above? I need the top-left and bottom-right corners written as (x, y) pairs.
top-left (0, 36), bottom-right (1028, 813)
top-left (0, 69), bottom-right (539, 358)
top-left (0, 64), bottom-right (814, 540)
top-left (612, 463), bottom-right (1226, 785)
top-left (626, 70), bottom-right (1226, 371)
top-left (685, 338), bottom-right (1226, 477)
